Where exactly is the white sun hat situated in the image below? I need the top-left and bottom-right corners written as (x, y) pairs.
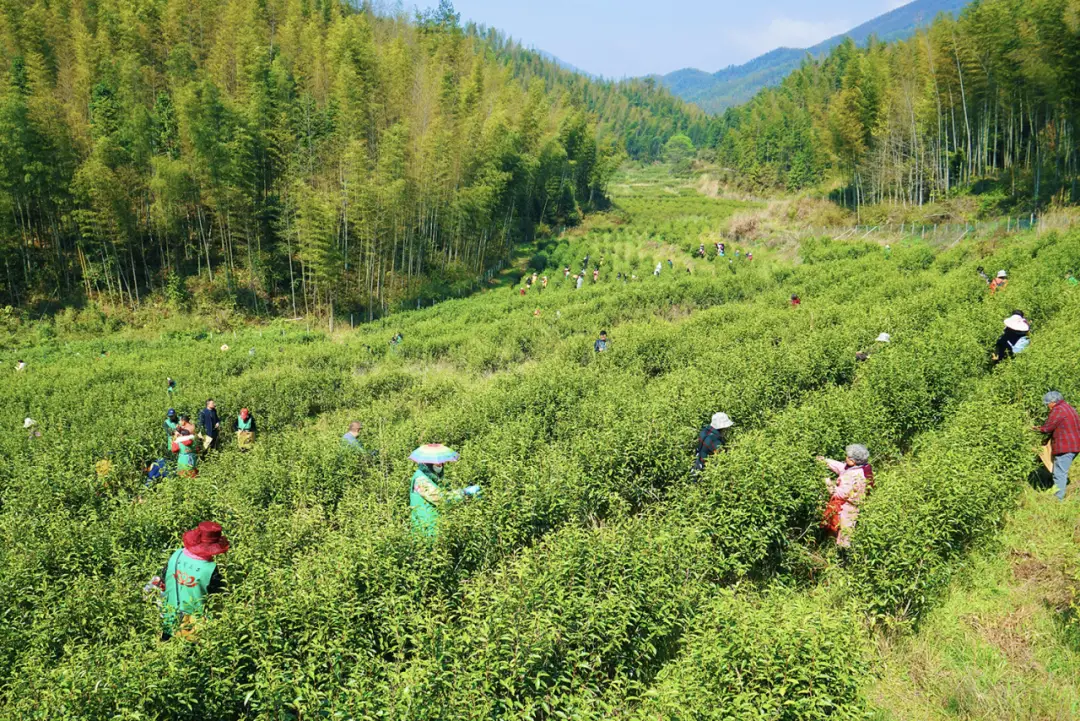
top-left (876, 333), bottom-right (892, 343)
top-left (997, 270), bottom-right (1008, 278)
top-left (1004, 314), bottom-right (1030, 332)
top-left (220, 344), bottom-right (230, 352)
top-left (23, 417), bottom-right (36, 429)
top-left (711, 412), bottom-right (734, 430)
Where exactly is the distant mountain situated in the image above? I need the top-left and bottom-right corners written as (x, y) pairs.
top-left (660, 0), bottom-right (973, 114)
top-left (535, 50), bottom-right (597, 79)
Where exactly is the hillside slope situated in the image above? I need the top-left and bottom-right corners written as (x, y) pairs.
top-left (0, 0), bottom-right (703, 318)
top-left (3, 167), bottom-right (1079, 718)
top-left (662, 0), bottom-right (972, 113)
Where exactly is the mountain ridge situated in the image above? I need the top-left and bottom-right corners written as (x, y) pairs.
top-left (660, 0), bottom-right (973, 114)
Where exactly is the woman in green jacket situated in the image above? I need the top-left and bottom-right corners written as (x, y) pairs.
top-left (164, 409), bottom-right (179, 447)
top-left (171, 427), bottom-right (198, 478)
top-left (408, 444), bottom-right (480, 537)
top-left (146, 522), bottom-right (229, 640)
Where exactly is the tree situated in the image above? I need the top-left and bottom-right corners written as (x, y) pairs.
top-left (665, 133), bottom-right (695, 174)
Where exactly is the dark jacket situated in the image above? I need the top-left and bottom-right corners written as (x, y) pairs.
top-left (995, 328), bottom-right (1027, 361)
top-left (199, 407), bottom-right (221, 437)
top-left (696, 425), bottom-right (726, 466)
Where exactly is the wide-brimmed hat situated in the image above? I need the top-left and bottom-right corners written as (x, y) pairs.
top-left (409, 444), bottom-right (460, 465)
top-left (876, 333), bottom-right (891, 343)
top-left (23, 417), bottom-right (36, 429)
top-left (1004, 314), bottom-right (1030, 332)
top-left (182, 521), bottom-right (230, 558)
top-left (997, 270), bottom-right (1008, 278)
top-left (711, 412), bottom-right (734, 430)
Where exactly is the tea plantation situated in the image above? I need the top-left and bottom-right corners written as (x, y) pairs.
top-left (2, 171), bottom-right (1079, 720)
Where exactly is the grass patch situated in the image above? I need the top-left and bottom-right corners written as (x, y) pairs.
top-left (868, 486), bottom-right (1080, 720)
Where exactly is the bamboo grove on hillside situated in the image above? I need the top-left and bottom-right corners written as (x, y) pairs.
top-left (713, 0), bottom-right (1080, 212)
top-left (0, 0), bottom-right (703, 313)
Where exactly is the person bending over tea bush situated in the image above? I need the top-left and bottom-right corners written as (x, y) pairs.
top-left (409, 444), bottom-right (481, 537)
top-left (171, 427), bottom-right (198, 478)
top-left (994, 312), bottom-right (1031, 362)
top-left (1035, 392), bottom-right (1080, 501)
top-left (233, 408), bottom-right (256, 451)
top-left (694, 412), bottom-right (734, 473)
top-left (818, 445), bottom-right (874, 548)
top-left (145, 522), bottom-right (229, 641)
top-left (342, 421), bottom-right (364, 449)
top-left (990, 269), bottom-right (1009, 294)
top-left (856, 333), bottom-right (891, 362)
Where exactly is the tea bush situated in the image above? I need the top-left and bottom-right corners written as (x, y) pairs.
top-left (2, 172), bottom-right (1078, 718)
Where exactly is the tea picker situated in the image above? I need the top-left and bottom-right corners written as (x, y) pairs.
top-left (409, 444), bottom-right (480, 538)
top-left (856, 333), bottom-right (891, 362)
top-left (342, 421), bottom-right (379, 460)
top-left (164, 409), bottom-right (179, 447)
top-left (24, 417), bottom-right (41, 439)
top-left (993, 312), bottom-right (1029, 363)
top-left (694, 413), bottom-right (734, 473)
top-left (342, 421), bottom-right (364, 449)
top-left (146, 522), bottom-right (229, 641)
top-left (234, 408), bottom-right (256, 451)
top-left (990, 269), bottom-right (1009, 294)
top-left (178, 413), bottom-right (195, 434)
top-left (145, 459), bottom-right (169, 488)
top-left (817, 445), bottom-right (874, 548)
top-left (171, 427), bottom-right (198, 478)
top-left (1034, 392), bottom-right (1079, 502)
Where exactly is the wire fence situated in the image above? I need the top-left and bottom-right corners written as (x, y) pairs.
top-left (820, 214), bottom-right (1079, 243)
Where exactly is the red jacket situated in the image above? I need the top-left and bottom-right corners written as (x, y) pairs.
top-left (1038, 402), bottom-right (1080, 455)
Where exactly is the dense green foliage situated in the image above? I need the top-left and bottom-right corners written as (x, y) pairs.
top-left (2, 168), bottom-right (1078, 718)
top-left (712, 0), bottom-right (1080, 212)
top-left (0, 0), bottom-right (703, 314)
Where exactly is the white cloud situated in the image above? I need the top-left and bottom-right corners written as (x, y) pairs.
top-left (726, 15), bottom-right (850, 59)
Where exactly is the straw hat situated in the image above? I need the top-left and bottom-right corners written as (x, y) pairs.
top-left (1004, 314), bottom-right (1030, 332)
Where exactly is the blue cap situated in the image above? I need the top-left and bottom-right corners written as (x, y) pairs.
top-left (167, 409), bottom-right (176, 416)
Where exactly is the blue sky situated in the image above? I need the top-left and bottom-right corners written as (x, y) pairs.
top-left (412, 1), bottom-right (911, 78)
